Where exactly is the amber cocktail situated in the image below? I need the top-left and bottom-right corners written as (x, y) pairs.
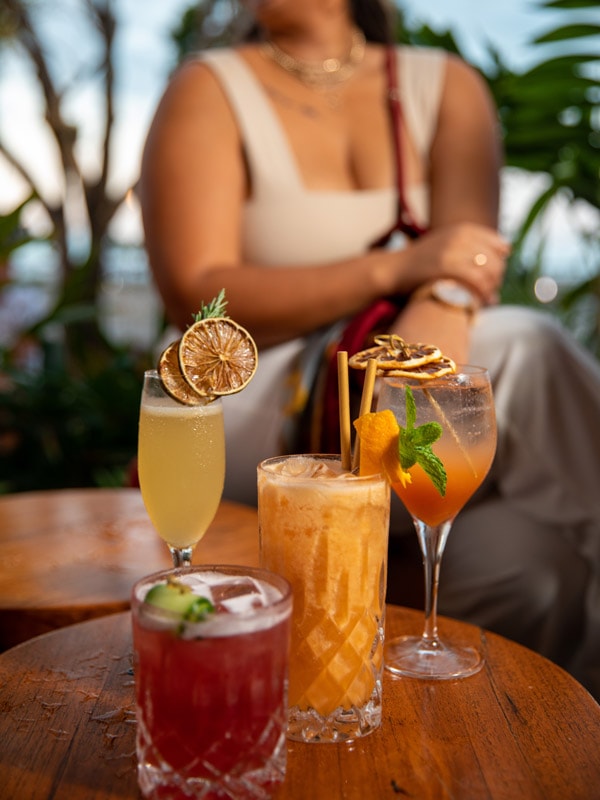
top-left (258, 455), bottom-right (389, 742)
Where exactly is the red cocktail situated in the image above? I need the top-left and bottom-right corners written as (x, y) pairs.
top-left (132, 566), bottom-right (292, 799)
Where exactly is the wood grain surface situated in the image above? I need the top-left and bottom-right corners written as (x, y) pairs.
top-left (0, 488), bottom-right (259, 648)
top-left (1, 607), bottom-right (599, 800)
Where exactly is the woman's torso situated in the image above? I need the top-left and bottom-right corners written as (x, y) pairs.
top-left (197, 45), bottom-right (446, 265)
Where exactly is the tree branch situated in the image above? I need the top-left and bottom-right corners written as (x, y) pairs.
top-left (83, 0), bottom-right (116, 241)
top-left (5, 0), bottom-right (81, 181)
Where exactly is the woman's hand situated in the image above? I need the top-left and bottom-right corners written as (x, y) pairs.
top-left (405, 222), bottom-right (510, 306)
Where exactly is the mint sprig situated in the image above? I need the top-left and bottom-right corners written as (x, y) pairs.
top-left (397, 386), bottom-right (447, 496)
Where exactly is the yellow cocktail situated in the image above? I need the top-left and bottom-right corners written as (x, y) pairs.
top-left (258, 455), bottom-right (390, 742)
top-left (138, 370), bottom-right (225, 564)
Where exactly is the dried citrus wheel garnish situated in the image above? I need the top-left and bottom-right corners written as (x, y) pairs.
top-left (156, 289), bottom-right (258, 404)
top-left (353, 410), bottom-right (412, 488)
top-left (349, 339), bottom-right (442, 371)
top-left (179, 317), bottom-right (258, 397)
top-left (158, 340), bottom-right (206, 406)
top-left (349, 334), bottom-right (456, 380)
top-left (389, 356), bottom-right (456, 379)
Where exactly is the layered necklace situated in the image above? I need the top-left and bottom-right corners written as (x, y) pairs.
top-left (261, 27), bottom-right (366, 91)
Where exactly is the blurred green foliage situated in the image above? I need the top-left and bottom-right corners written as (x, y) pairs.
top-left (0, 346), bottom-right (148, 493)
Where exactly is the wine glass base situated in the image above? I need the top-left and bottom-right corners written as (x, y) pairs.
top-left (384, 635), bottom-right (484, 680)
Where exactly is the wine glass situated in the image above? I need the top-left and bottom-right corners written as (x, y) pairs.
top-left (377, 365), bottom-right (497, 679)
top-left (137, 369), bottom-right (226, 567)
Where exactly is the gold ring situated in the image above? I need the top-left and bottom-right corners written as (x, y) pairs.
top-left (473, 253), bottom-right (488, 267)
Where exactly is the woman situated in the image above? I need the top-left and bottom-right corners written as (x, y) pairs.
top-left (139, 0), bottom-right (600, 698)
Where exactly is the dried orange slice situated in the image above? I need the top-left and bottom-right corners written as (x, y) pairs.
top-left (158, 340), bottom-right (206, 405)
top-left (349, 338), bottom-right (442, 371)
top-left (349, 334), bottom-right (456, 381)
top-left (353, 410), bottom-right (411, 488)
top-left (178, 317), bottom-right (258, 398)
top-left (385, 356), bottom-right (457, 379)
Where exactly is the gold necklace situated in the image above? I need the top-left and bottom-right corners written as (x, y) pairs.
top-left (261, 28), bottom-right (366, 89)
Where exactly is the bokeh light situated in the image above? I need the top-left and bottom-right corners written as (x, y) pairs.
top-left (534, 276), bottom-right (559, 304)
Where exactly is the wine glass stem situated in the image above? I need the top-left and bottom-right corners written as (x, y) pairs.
top-left (170, 546), bottom-right (193, 568)
top-left (414, 519), bottom-right (453, 647)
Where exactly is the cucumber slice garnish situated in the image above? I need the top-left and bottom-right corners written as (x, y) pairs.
top-left (185, 596), bottom-right (214, 622)
top-left (144, 579), bottom-right (214, 621)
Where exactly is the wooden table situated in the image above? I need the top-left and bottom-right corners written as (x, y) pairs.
top-left (1, 608), bottom-right (599, 800)
top-left (0, 488), bottom-right (259, 649)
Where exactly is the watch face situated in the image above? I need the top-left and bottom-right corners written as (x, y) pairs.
top-left (433, 280), bottom-right (476, 308)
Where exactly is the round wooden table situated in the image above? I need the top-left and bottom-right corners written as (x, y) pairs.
top-left (0, 488), bottom-right (259, 649)
top-left (0, 607), bottom-right (599, 800)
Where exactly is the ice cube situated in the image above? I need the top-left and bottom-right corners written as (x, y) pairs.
top-left (273, 456), bottom-right (346, 479)
top-left (180, 574), bottom-right (215, 605)
top-left (210, 576), bottom-right (271, 613)
top-left (177, 573), bottom-right (285, 638)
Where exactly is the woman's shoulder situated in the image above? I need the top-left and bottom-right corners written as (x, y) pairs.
top-left (396, 44), bottom-right (482, 83)
top-left (396, 45), bottom-right (489, 109)
top-left (396, 44), bottom-right (447, 73)
top-left (170, 45), bottom-right (261, 100)
top-left (147, 49), bottom-right (247, 143)
top-left (183, 44), bottom-right (258, 72)
top-left (191, 45), bottom-right (242, 65)
top-left (159, 47), bottom-right (251, 108)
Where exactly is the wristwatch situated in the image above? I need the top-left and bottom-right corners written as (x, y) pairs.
top-left (413, 279), bottom-right (480, 316)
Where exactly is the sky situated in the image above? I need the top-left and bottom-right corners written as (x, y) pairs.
top-left (0, 0), bottom-right (597, 284)
top-left (402, 0), bottom-right (547, 69)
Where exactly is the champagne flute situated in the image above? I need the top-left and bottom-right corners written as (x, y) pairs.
top-left (137, 369), bottom-right (225, 567)
top-left (377, 365), bottom-right (497, 679)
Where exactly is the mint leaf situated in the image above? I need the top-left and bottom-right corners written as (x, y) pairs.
top-left (412, 421), bottom-right (443, 448)
top-left (398, 428), bottom-right (418, 470)
top-left (397, 387), bottom-right (447, 496)
top-left (414, 446), bottom-right (447, 496)
top-left (405, 383), bottom-right (417, 429)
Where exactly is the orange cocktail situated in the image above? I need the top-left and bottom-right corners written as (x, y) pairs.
top-left (376, 367), bottom-right (497, 679)
top-left (257, 455), bottom-right (390, 743)
top-left (392, 441), bottom-right (494, 527)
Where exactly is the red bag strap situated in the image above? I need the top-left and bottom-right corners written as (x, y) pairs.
top-left (373, 46), bottom-right (428, 245)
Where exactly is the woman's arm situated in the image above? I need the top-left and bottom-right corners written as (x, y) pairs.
top-left (390, 55), bottom-right (510, 362)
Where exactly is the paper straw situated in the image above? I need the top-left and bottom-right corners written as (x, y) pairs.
top-left (352, 358), bottom-right (378, 471)
top-left (337, 351), bottom-right (352, 471)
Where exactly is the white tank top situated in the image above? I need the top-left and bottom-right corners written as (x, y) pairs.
top-left (198, 46), bottom-right (446, 264)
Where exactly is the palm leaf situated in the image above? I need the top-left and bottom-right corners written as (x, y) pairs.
top-left (534, 23), bottom-right (600, 43)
